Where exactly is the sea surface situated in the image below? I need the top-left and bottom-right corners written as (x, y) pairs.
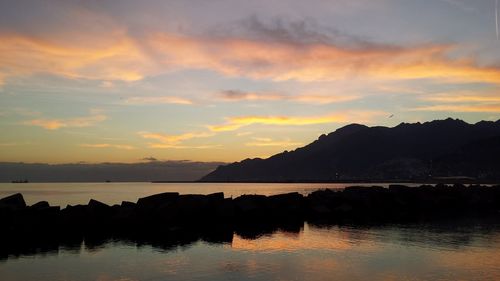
top-left (0, 183), bottom-right (499, 281)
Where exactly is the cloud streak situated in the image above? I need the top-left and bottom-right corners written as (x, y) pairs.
top-left (0, 33), bottom-right (154, 83)
top-left (24, 111), bottom-right (107, 130)
top-left (124, 96), bottom-right (194, 105)
top-left (80, 143), bottom-right (135, 150)
top-left (245, 137), bottom-right (303, 147)
top-left (138, 131), bottom-right (215, 149)
top-left (3, 25), bottom-right (500, 86)
top-left (217, 90), bottom-right (358, 104)
top-left (208, 111), bottom-right (385, 132)
top-left (411, 104), bottom-right (500, 113)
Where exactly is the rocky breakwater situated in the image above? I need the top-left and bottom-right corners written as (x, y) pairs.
top-left (1, 184), bottom-right (500, 238)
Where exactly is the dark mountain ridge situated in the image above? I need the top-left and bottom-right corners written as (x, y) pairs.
top-left (200, 118), bottom-right (500, 182)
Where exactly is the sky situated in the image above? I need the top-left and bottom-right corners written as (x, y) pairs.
top-left (0, 0), bottom-right (499, 164)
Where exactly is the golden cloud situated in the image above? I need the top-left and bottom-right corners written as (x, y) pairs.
top-left (420, 93), bottom-right (500, 103)
top-left (24, 112), bottom-right (107, 130)
top-left (138, 131), bottom-right (215, 149)
top-left (80, 143), bottom-right (135, 150)
top-left (411, 104), bottom-right (500, 113)
top-left (208, 111), bottom-right (384, 132)
top-left (149, 34), bottom-right (500, 83)
top-left (245, 137), bottom-right (303, 147)
top-left (0, 33), bottom-right (154, 83)
top-left (2, 30), bottom-right (500, 86)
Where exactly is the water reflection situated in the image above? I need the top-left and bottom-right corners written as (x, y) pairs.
top-left (1, 219), bottom-right (499, 281)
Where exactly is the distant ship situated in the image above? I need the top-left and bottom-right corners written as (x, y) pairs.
top-left (11, 180), bottom-right (29, 183)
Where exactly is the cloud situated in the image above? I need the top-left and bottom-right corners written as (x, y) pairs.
top-left (3, 21), bottom-right (500, 86)
top-left (208, 111), bottom-right (385, 132)
top-left (80, 143), bottom-right (135, 150)
top-left (413, 91), bottom-right (500, 113)
top-left (24, 111), bottom-right (107, 130)
top-left (147, 32), bottom-right (500, 84)
top-left (142, 156), bottom-right (158, 161)
top-left (236, 131), bottom-right (254, 137)
top-left (124, 96), bottom-right (194, 105)
top-left (245, 137), bottom-right (303, 147)
top-left (139, 131), bottom-right (215, 148)
top-left (0, 9), bottom-right (500, 86)
top-left (217, 90), bottom-right (358, 104)
top-left (420, 93), bottom-right (500, 103)
top-left (411, 104), bottom-right (500, 113)
top-left (0, 32), bottom-right (155, 83)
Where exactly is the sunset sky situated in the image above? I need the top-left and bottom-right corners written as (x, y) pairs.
top-left (1, 0), bottom-right (499, 163)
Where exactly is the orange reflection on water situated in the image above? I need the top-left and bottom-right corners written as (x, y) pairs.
top-left (230, 223), bottom-right (380, 253)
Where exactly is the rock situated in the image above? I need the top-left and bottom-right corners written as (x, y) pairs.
top-left (388, 185), bottom-right (412, 192)
top-left (61, 204), bottom-right (87, 219)
top-left (29, 201), bottom-right (50, 210)
top-left (0, 193), bottom-right (26, 209)
top-left (344, 186), bottom-right (385, 193)
top-left (88, 199), bottom-right (110, 209)
top-left (309, 204), bottom-right (332, 216)
top-left (207, 192), bottom-right (224, 202)
top-left (334, 203), bottom-right (353, 213)
top-left (121, 201), bottom-right (136, 208)
top-left (137, 192), bottom-right (179, 211)
top-left (234, 195), bottom-right (268, 219)
top-left (268, 192), bottom-right (304, 217)
top-left (214, 198), bottom-right (235, 220)
top-left (87, 199), bottom-right (112, 217)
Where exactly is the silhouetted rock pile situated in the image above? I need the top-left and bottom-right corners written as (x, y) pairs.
top-left (1, 184), bottom-right (499, 239)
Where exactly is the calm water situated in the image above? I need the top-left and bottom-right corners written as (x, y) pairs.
top-left (1, 221), bottom-right (499, 281)
top-left (0, 182), bottom-right (419, 206)
top-left (0, 183), bottom-right (499, 281)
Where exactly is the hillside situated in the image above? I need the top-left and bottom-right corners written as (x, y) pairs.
top-left (200, 118), bottom-right (500, 182)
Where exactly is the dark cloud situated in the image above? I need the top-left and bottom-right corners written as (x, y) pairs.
top-left (218, 90), bottom-right (251, 100)
top-left (142, 157), bottom-right (158, 161)
top-left (208, 16), bottom-right (383, 49)
top-left (0, 161), bottom-right (226, 182)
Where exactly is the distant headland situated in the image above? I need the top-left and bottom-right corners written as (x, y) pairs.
top-left (201, 118), bottom-right (500, 183)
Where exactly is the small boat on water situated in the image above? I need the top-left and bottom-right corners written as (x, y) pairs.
top-left (11, 180), bottom-right (29, 183)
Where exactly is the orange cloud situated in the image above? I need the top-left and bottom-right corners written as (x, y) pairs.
top-left (411, 104), bottom-right (500, 112)
top-left (0, 28), bottom-right (500, 86)
top-left (208, 111), bottom-right (384, 132)
top-left (24, 112), bottom-right (107, 130)
top-left (138, 131), bottom-right (215, 148)
top-left (2, 30), bottom-right (500, 85)
top-left (80, 143), bottom-right (135, 150)
top-left (420, 93), bottom-right (500, 103)
top-left (245, 137), bottom-right (303, 147)
top-left (0, 33), bottom-right (154, 83)
top-left (149, 34), bottom-right (500, 83)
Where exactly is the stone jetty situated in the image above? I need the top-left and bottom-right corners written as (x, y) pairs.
top-left (1, 184), bottom-right (499, 237)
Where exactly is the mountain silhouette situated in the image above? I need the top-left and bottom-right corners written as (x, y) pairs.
top-left (200, 118), bottom-right (500, 182)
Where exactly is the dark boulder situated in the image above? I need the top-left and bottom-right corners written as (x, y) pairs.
top-left (121, 201), bottom-right (136, 208)
top-left (0, 193), bottom-right (26, 210)
top-left (234, 194), bottom-right (269, 220)
top-left (29, 201), bottom-right (50, 210)
top-left (87, 199), bottom-right (112, 216)
top-left (388, 185), bottom-right (412, 192)
top-left (268, 192), bottom-right (304, 218)
top-left (137, 192), bottom-right (179, 211)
